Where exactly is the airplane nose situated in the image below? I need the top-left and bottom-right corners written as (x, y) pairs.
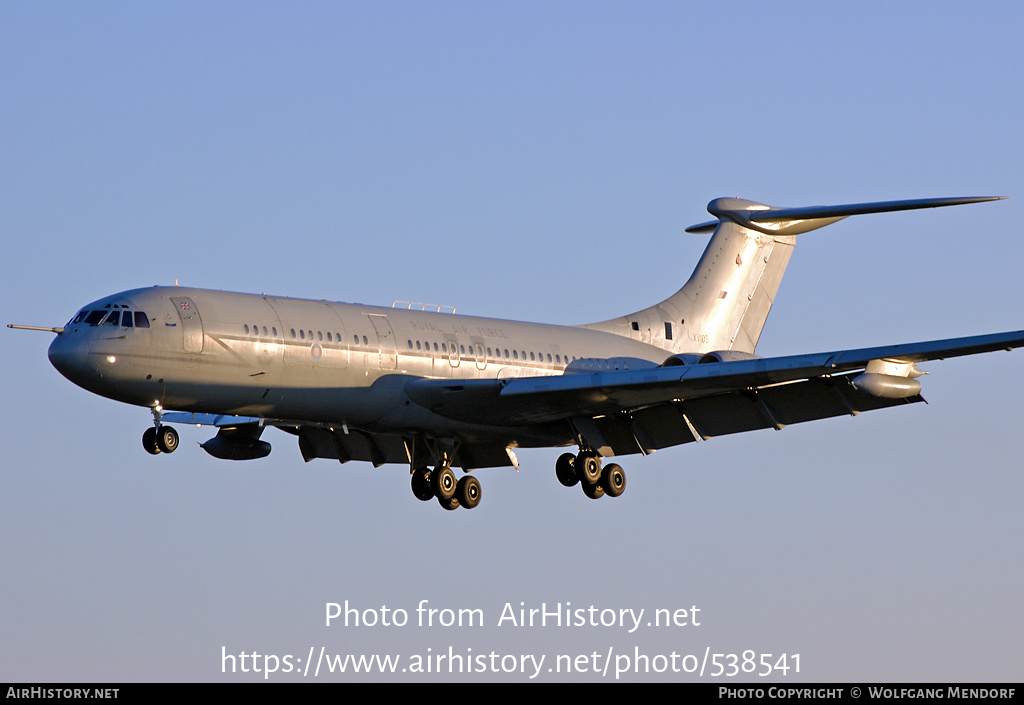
top-left (47, 333), bottom-right (90, 383)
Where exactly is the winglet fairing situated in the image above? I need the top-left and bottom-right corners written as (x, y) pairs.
top-left (11, 194), bottom-right (1019, 511)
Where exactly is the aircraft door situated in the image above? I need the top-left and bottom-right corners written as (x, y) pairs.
top-left (446, 339), bottom-right (460, 368)
top-left (367, 314), bottom-right (397, 370)
top-left (266, 298), bottom-right (349, 369)
top-left (170, 297), bottom-right (203, 353)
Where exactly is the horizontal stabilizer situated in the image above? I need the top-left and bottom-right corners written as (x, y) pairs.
top-left (686, 195), bottom-right (1006, 235)
top-left (751, 196), bottom-right (1006, 222)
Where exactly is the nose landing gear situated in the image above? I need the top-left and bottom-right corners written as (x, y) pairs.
top-left (142, 425), bottom-right (179, 454)
top-left (142, 406), bottom-right (179, 455)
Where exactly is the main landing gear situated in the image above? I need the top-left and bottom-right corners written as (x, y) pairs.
top-left (555, 451), bottom-right (626, 501)
top-left (411, 466), bottom-right (482, 511)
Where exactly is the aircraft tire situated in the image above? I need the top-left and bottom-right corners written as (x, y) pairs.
top-left (601, 463), bottom-right (626, 497)
top-left (156, 426), bottom-right (179, 454)
top-left (582, 480), bottom-right (605, 500)
top-left (437, 494), bottom-right (460, 511)
top-left (143, 427), bottom-right (161, 455)
top-left (432, 465), bottom-right (457, 500)
top-left (411, 467), bottom-right (434, 501)
top-left (456, 475), bottom-right (482, 509)
top-left (555, 453), bottom-right (578, 487)
top-left (576, 452), bottom-right (602, 485)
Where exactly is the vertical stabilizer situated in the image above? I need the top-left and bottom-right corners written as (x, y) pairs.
top-left (582, 196), bottom-right (1005, 355)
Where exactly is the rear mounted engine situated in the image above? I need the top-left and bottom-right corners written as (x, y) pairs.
top-left (663, 350), bottom-right (762, 366)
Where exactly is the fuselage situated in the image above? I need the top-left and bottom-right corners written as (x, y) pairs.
top-left (29, 195), bottom-right (1015, 506)
top-left (47, 286), bottom-right (673, 447)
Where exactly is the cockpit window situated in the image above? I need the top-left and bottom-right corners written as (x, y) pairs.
top-left (72, 311), bottom-right (89, 324)
top-left (104, 311), bottom-right (120, 326)
top-left (122, 312), bottom-right (133, 328)
top-left (85, 311), bottom-right (106, 326)
top-left (134, 312), bottom-right (150, 328)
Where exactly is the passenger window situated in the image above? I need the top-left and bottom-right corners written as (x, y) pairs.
top-left (134, 312), bottom-right (150, 328)
top-left (244, 325), bottom-right (250, 334)
top-left (363, 335), bottom-right (368, 345)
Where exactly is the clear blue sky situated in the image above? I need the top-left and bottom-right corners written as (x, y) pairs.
top-left (2, 1), bottom-right (1022, 681)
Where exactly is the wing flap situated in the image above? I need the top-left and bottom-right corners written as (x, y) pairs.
top-left (588, 374), bottom-right (923, 457)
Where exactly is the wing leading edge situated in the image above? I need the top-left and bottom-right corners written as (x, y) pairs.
top-left (499, 329), bottom-right (1024, 409)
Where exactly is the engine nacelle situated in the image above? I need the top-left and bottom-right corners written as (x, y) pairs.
top-left (851, 372), bottom-right (922, 399)
top-left (200, 432), bottom-right (272, 460)
top-left (661, 353), bottom-right (703, 367)
top-left (697, 350), bottom-right (763, 364)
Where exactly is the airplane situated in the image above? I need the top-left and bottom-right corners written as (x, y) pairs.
top-left (11, 195), bottom-right (1024, 511)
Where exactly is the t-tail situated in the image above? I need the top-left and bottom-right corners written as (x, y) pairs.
top-left (583, 196), bottom-right (1006, 355)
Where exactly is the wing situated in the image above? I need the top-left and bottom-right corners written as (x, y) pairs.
top-left (405, 329), bottom-right (1024, 457)
top-left (162, 330), bottom-right (1024, 467)
top-left (159, 411), bottom-right (415, 466)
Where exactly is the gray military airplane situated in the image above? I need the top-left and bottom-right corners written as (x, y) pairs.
top-left (12, 196), bottom-right (1024, 511)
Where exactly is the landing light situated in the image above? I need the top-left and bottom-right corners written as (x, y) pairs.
top-left (107, 356), bottom-right (116, 364)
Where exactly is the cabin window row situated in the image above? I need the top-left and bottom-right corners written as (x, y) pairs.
top-left (239, 324), bottom-right (579, 366)
top-left (404, 339), bottom-right (576, 366)
top-left (241, 324), bottom-right (372, 347)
